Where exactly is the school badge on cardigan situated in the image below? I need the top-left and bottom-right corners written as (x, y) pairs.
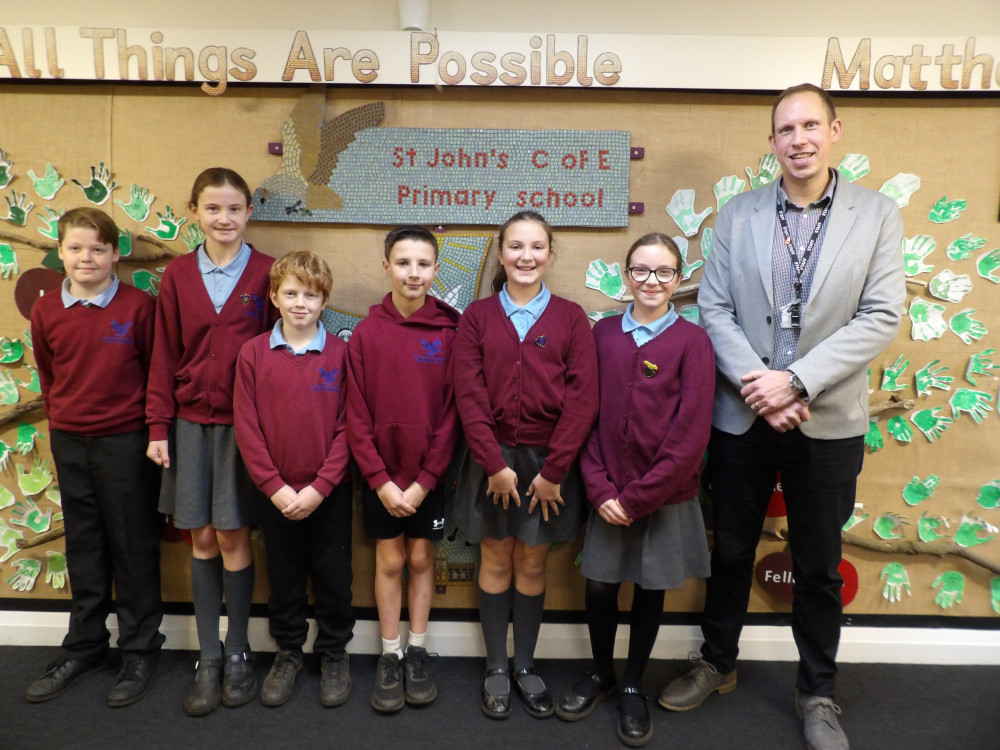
top-left (240, 293), bottom-right (251, 305)
top-left (535, 335), bottom-right (547, 347)
top-left (642, 360), bottom-right (658, 378)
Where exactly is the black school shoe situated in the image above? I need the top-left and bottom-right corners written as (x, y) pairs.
top-left (403, 645), bottom-right (437, 705)
top-left (183, 657), bottom-right (222, 717)
top-left (513, 666), bottom-right (554, 718)
top-left (222, 650), bottom-right (258, 707)
top-left (107, 653), bottom-right (159, 707)
top-left (555, 669), bottom-right (617, 721)
top-left (371, 653), bottom-right (405, 713)
top-left (481, 667), bottom-right (511, 719)
top-left (25, 655), bottom-right (104, 703)
top-left (617, 687), bottom-right (653, 748)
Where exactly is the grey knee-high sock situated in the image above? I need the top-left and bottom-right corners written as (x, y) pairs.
top-left (191, 555), bottom-right (224, 661)
top-left (512, 590), bottom-right (545, 674)
top-left (222, 562), bottom-right (254, 656)
top-left (478, 587), bottom-right (512, 671)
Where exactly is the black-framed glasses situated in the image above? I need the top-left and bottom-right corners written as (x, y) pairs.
top-left (626, 266), bottom-right (679, 284)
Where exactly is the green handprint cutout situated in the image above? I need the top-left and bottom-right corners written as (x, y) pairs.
top-left (914, 360), bottom-right (952, 396)
top-left (975, 248), bottom-right (1000, 284)
top-left (843, 504), bottom-right (869, 532)
top-left (27, 163), bottom-right (65, 200)
top-left (954, 513), bottom-right (998, 547)
top-left (44, 485), bottom-right (61, 507)
top-left (21, 330), bottom-right (30, 350)
top-left (880, 562), bottom-right (911, 603)
top-left (700, 227), bottom-right (714, 260)
top-left (880, 354), bottom-right (909, 392)
top-left (946, 233), bottom-right (985, 261)
top-left (864, 419), bottom-right (883, 452)
top-left (145, 205), bottom-right (186, 241)
top-left (866, 367), bottom-right (873, 394)
top-left (931, 571), bottom-right (965, 609)
top-left (0, 485), bottom-right (12, 511)
top-left (132, 268), bottom-right (162, 297)
top-left (909, 407), bottom-right (952, 442)
top-left (0, 518), bottom-right (24, 562)
top-left (16, 423), bottom-right (43, 454)
top-left (587, 310), bottom-right (622, 323)
top-left (676, 236), bottom-right (703, 280)
top-left (927, 196), bottom-right (967, 224)
top-left (0, 369), bottom-right (20, 405)
top-left (878, 173), bottom-right (921, 208)
top-left (2, 191), bottom-right (34, 227)
top-left (666, 189), bottom-right (712, 238)
top-left (836, 154), bottom-right (870, 182)
top-left (16, 457), bottom-right (53, 496)
top-left (0, 149), bottom-right (13, 189)
top-left (928, 270), bottom-right (972, 303)
top-left (10, 496), bottom-right (52, 533)
top-left (72, 162), bottom-right (117, 205)
top-left (949, 387), bottom-right (993, 423)
top-left (949, 308), bottom-right (987, 345)
top-left (993, 578), bottom-right (1000, 614)
top-left (17, 365), bottom-right (40, 393)
top-left (902, 474), bottom-right (939, 506)
top-left (118, 228), bottom-right (133, 258)
top-left (7, 558), bottom-right (41, 592)
top-left (901, 235), bottom-right (935, 276)
top-left (0, 337), bottom-right (23, 364)
top-left (182, 223), bottom-right (206, 252)
top-left (745, 154), bottom-right (779, 190)
top-left (36, 205), bottom-right (64, 240)
top-left (115, 183), bottom-right (155, 222)
top-left (585, 259), bottom-right (627, 301)
top-left (713, 176), bottom-right (745, 211)
top-left (0, 243), bottom-right (18, 281)
top-left (678, 305), bottom-right (700, 324)
top-left (45, 550), bottom-right (68, 589)
top-left (976, 480), bottom-right (1000, 510)
top-left (966, 349), bottom-right (999, 386)
top-left (0, 440), bottom-right (12, 470)
top-left (886, 415), bottom-right (912, 443)
top-left (873, 512), bottom-right (909, 540)
top-left (918, 512), bottom-right (951, 542)
top-left (907, 297), bottom-right (946, 342)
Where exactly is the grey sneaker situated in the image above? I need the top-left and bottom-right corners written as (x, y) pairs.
top-left (796, 690), bottom-right (849, 750)
top-left (320, 651), bottom-right (351, 707)
top-left (657, 653), bottom-right (737, 711)
top-left (260, 649), bottom-right (303, 707)
top-left (403, 645), bottom-right (437, 706)
top-left (371, 653), bottom-right (404, 713)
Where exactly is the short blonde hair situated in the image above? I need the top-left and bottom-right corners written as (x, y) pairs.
top-left (269, 250), bottom-right (333, 300)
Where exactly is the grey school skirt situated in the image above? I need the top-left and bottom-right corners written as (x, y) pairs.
top-left (157, 419), bottom-right (258, 531)
top-left (453, 443), bottom-right (586, 546)
top-left (580, 496), bottom-right (710, 591)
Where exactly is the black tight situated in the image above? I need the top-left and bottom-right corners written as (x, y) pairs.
top-left (585, 579), bottom-right (666, 689)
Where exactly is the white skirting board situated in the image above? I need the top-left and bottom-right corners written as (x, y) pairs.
top-left (2, 612), bottom-right (999, 665)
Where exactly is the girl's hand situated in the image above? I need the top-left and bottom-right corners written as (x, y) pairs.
top-left (146, 440), bottom-right (170, 468)
top-left (598, 498), bottom-right (633, 526)
top-left (270, 485), bottom-right (296, 512)
top-left (283, 485), bottom-right (324, 521)
top-left (402, 482), bottom-right (430, 511)
top-left (376, 481), bottom-right (416, 517)
top-left (486, 467), bottom-right (520, 510)
top-left (526, 473), bottom-right (563, 522)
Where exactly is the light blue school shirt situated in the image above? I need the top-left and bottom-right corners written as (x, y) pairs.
top-left (499, 282), bottom-right (552, 342)
top-left (197, 241), bottom-right (251, 313)
top-left (61, 274), bottom-right (120, 309)
top-left (269, 319), bottom-right (326, 355)
top-left (621, 302), bottom-right (678, 346)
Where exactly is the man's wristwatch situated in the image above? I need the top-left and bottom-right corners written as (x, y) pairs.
top-left (788, 371), bottom-right (808, 401)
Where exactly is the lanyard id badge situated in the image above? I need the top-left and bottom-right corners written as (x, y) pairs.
top-left (776, 195), bottom-right (832, 330)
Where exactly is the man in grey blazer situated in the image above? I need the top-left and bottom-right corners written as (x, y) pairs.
top-left (658, 84), bottom-right (905, 750)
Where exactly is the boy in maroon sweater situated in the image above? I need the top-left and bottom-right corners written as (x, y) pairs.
top-left (26, 208), bottom-right (163, 707)
top-left (234, 251), bottom-right (355, 709)
top-left (347, 225), bottom-right (460, 713)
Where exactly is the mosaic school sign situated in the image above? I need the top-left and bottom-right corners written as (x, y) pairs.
top-left (252, 127), bottom-right (631, 227)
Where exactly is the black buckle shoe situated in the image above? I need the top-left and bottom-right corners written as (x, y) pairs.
top-left (107, 654), bottom-right (159, 707)
top-left (555, 669), bottom-right (616, 721)
top-left (618, 687), bottom-right (653, 748)
top-left (222, 651), bottom-right (257, 708)
top-left (514, 666), bottom-right (554, 719)
top-left (183, 657), bottom-right (222, 717)
top-left (481, 667), bottom-right (511, 719)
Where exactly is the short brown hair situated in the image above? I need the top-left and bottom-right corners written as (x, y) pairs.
top-left (269, 250), bottom-right (333, 301)
top-left (189, 167), bottom-right (253, 207)
top-left (58, 207), bottom-right (119, 250)
top-left (771, 83), bottom-right (837, 133)
top-left (384, 225), bottom-right (439, 260)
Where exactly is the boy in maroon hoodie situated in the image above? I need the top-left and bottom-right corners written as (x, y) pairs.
top-left (347, 225), bottom-right (460, 714)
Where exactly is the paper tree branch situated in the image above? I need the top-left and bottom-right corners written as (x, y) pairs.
top-left (0, 230), bottom-right (180, 262)
top-left (0, 395), bottom-right (42, 427)
top-left (15, 524), bottom-right (64, 549)
top-left (870, 394), bottom-right (916, 416)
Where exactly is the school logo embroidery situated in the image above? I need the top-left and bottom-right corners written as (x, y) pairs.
top-left (414, 338), bottom-right (445, 364)
top-left (241, 293), bottom-right (264, 320)
top-left (312, 367), bottom-right (341, 392)
top-left (101, 320), bottom-right (134, 346)
top-left (535, 335), bottom-right (547, 348)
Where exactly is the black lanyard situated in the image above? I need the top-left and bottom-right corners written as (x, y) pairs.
top-left (776, 195), bottom-right (831, 303)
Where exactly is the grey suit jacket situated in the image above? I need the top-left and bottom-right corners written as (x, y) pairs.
top-left (698, 178), bottom-right (905, 439)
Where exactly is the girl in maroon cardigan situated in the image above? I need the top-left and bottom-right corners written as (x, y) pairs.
top-left (554, 233), bottom-right (715, 747)
top-left (453, 211), bottom-right (598, 720)
top-left (146, 168), bottom-right (275, 717)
